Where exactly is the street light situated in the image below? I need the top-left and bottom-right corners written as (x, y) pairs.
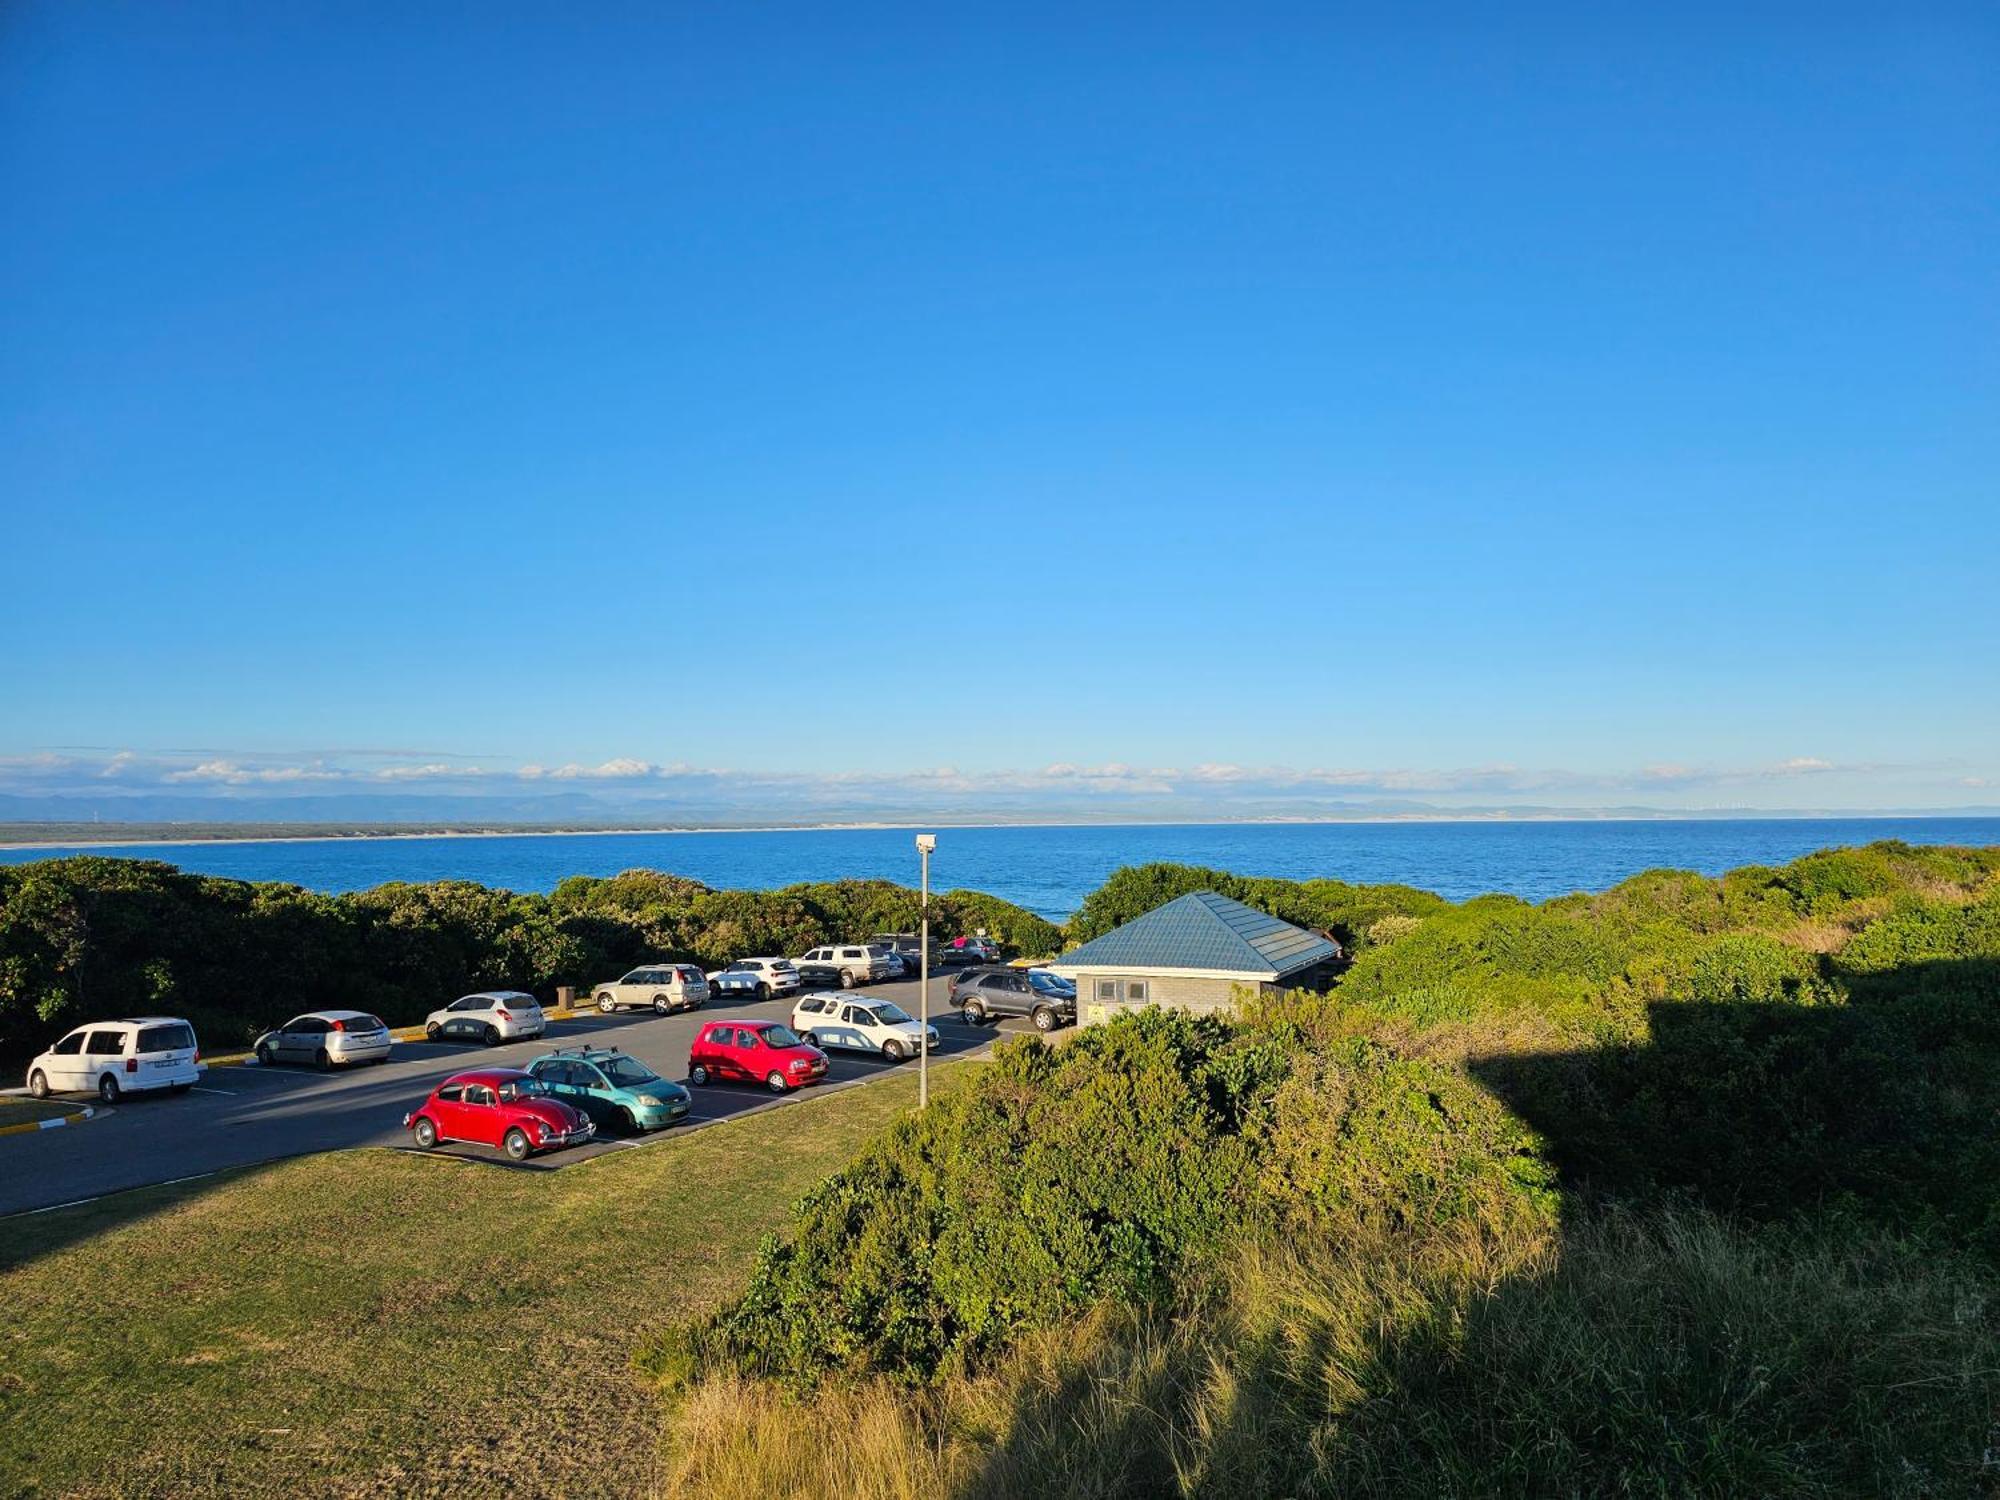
top-left (916, 833), bottom-right (937, 1110)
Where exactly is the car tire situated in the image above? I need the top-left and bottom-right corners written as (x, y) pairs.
top-left (766, 1071), bottom-right (789, 1094)
top-left (619, 1107), bottom-right (640, 1135)
top-left (963, 1000), bottom-right (986, 1026)
top-left (1032, 1007), bottom-right (1056, 1033)
top-left (479, 1025), bottom-right (498, 1047)
top-left (689, 1064), bottom-right (710, 1086)
top-left (27, 1069), bottom-right (49, 1100)
top-left (98, 1073), bottom-right (121, 1105)
top-left (756, 982), bottom-right (771, 1001)
top-left (597, 994), bottom-right (616, 1014)
top-left (425, 1022), bottom-right (442, 1040)
top-left (883, 1039), bottom-right (906, 1062)
top-left (412, 1116), bottom-right (439, 1149)
top-left (839, 972), bottom-right (854, 990)
top-left (653, 995), bottom-right (671, 1015)
top-left (503, 1127), bottom-right (531, 1162)
top-left (314, 1047), bottom-right (332, 1071)
top-left (255, 1042), bottom-right (274, 1067)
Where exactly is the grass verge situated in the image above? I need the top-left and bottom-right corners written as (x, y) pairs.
top-left (0, 1097), bottom-right (82, 1128)
top-left (0, 1063), bottom-right (976, 1499)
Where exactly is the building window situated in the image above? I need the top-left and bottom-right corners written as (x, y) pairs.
top-left (1097, 980), bottom-right (1117, 1001)
top-left (1125, 980), bottom-right (1149, 1003)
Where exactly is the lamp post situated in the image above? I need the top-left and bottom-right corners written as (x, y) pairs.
top-left (916, 833), bottom-right (936, 1110)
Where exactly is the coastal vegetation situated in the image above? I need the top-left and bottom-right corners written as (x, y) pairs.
top-left (657, 840), bottom-right (2000, 1497)
top-left (0, 858), bottom-right (1061, 1065)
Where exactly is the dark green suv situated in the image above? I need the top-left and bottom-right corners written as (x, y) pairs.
top-left (525, 1046), bottom-right (691, 1133)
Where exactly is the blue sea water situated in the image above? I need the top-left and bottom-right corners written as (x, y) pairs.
top-left (4, 818), bottom-right (1997, 921)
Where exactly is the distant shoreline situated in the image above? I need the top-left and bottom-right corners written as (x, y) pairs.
top-left (2, 809), bottom-right (1993, 854)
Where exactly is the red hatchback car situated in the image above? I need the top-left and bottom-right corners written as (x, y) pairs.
top-left (404, 1067), bottom-right (595, 1161)
top-left (688, 1020), bottom-right (829, 1094)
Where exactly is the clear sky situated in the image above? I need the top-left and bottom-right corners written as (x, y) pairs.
top-left (3, 3), bottom-right (1996, 818)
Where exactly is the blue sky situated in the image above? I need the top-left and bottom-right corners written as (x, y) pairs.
top-left (3, 3), bottom-right (1996, 819)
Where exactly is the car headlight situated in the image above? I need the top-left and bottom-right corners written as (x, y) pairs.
top-left (635, 1094), bottom-right (662, 1107)
top-left (789, 1058), bottom-right (811, 1069)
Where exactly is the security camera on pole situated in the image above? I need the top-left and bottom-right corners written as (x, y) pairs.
top-left (915, 833), bottom-right (937, 1110)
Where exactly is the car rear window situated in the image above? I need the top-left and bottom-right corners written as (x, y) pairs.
top-left (350, 1014), bottom-right (386, 1031)
top-left (136, 1024), bottom-right (195, 1053)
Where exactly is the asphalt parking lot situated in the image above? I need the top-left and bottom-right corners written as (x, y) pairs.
top-left (0, 974), bottom-right (1031, 1218)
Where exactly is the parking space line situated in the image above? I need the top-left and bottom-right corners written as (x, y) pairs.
top-left (191, 1086), bottom-right (239, 1096)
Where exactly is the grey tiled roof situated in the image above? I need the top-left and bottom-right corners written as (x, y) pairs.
top-left (1053, 890), bottom-right (1339, 978)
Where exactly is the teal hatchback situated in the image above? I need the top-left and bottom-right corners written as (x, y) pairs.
top-left (526, 1047), bottom-right (692, 1133)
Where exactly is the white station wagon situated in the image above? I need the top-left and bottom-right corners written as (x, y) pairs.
top-left (791, 994), bottom-right (937, 1062)
top-left (25, 1016), bottom-right (203, 1104)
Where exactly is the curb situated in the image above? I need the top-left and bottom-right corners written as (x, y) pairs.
top-left (209, 1007), bottom-right (589, 1068)
top-left (0, 1104), bottom-right (98, 1138)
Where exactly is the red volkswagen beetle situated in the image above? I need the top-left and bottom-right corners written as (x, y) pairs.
top-left (403, 1067), bottom-right (595, 1161)
top-left (688, 1020), bottom-right (829, 1093)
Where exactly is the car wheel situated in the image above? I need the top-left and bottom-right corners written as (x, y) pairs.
top-left (883, 1039), bottom-right (906, 1062)
top-left (314, 1047), bottom-right (332, 1071)
top-left (484, 1025), bottom-right (501, 1047)
top-left (412, 1116), bottom-right (438, 1149)
top-left (653, 995), bottom-right (671, 1015)
top-left (425, 1022), bottom-right (442, 1040)
top-left (503, 1127), bottom-right (531, 1162)
top-left (27, 1069), bottom-right (49, 1100)
top-left (255, 1042), bottom-right (274, 1067)
top-left (839, 971), bottom-right (854, 990)
top-left (597, 993), bottom-right (615, 1013)
top-left (799, 1030), bottom-right (819, 1047)
top-left (619, 1107), bottom-right (640, 1135)
top-left (98, 1073), bottom-right (121, 1105)
top-left (689, 1064), bottom-right (710, 1085)
top-left (766, 1071), bottom-right (789, 1094)
top-left (963, 1000), bottom-right (986, 1026)
top-left (756, 982), bottom-right (771, 1001)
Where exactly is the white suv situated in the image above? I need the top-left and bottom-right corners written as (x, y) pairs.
top-left (795, 944), bottom-right (893, 988)
top-left (423, 991), bottom-right (547, 1045)
top-left (26, 1017), bottom-right (203, 1104)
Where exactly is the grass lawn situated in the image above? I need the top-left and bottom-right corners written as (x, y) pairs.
top-left (0, 1097), bottom-right (83, 1128)
top-left (0, 1065), bottom-right (971, 1499)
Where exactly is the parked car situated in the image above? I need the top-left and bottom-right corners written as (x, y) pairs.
top-left (24, 1016), bottom-right (203, 1104)
top-left (704, 957), bottom-right (802, 1000)
top-left (687, 1020), bottom-right (828, 1093)
top-left (253, 1010), bottom-right (392, 1070)
top-left (591, 964), bottom-right (710, 1015)
top-left (794, 944), bottom-right (892, 988)
top-left (872, 932), bottom-right (925, 972)
top-left (526, 1046), bottom-right (691, 1133)
top-left (423, 991), bottom-right (547, 1046)
top-left (792, 994), bottom-right (938, 1061)
top-left (403, 1068), bottom-right (593, 1161)
top-left (869, 944), bottom-right (909, 980)
top-left (791, 958), bottom-right (848, 991)
top-left (938, 935), bottom-right (1002, 967)
top-left (954, 968), bottom-right (1075, 1031)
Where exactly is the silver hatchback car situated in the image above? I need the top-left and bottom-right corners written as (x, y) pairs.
top-left (254, 1010), bottom-right (393, 1069)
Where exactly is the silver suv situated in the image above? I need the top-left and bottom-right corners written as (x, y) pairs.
top-left (593, 964), bottom-right (711, 1015)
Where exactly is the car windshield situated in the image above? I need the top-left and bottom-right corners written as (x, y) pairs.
top-left (870, 1002), bottom-right (914, 1024)
top-left (1028, 972), bottom-right (1073, 994)
top-left (600, 1056), bottom-right (658, 1087)
top-left (497, 1078), bottom-right (549, 1101)
top-left (759, 1024), bottom-right (805, 1048)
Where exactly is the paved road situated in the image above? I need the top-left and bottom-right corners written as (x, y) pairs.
top-left (0, 976), bottom-right (1025, 1218)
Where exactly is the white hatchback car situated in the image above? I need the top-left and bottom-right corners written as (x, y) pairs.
top-left (25, 1016), bottom-right (203, 1104)
top-left (423, 991), bottom-right (547, 1046)
top-left (791, 994), bottom-right (937, 1062)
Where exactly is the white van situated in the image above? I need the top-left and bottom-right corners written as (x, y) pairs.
top-left (25, 1017), bottom-right (203, 1104)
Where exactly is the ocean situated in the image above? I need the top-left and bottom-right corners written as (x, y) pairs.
top-left (4, 817), bottom-right (1996, 921)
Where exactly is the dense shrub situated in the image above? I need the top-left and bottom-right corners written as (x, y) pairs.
top-left (0, 858), bottom-right (1055, 1064)
top-left (1064, 862), bottom-right (1445, 949)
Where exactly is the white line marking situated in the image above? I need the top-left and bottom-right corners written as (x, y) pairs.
top-left (191, 1086), bottom-right (238, 1096)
